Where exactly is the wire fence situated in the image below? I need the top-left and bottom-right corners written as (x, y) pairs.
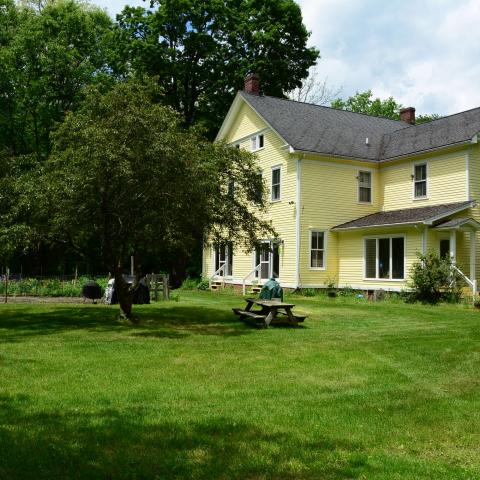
top-left (0, 274), bottom-right (109, 300)
top-left (0, 273), bottom-right (170, 302)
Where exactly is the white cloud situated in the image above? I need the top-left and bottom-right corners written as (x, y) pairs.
top-left (297, 0), bottom-right (480, 115)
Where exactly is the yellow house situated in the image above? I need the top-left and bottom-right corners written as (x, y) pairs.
top-left (203, 74), bottom-right (480, 295)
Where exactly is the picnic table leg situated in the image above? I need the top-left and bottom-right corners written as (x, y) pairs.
top-left (245, 300), bottom-right (254, 312)
top-left (265, 307), bottom-right (278, 327)
top-left (284, 307), bottom-right (298, 326)
top-left (239, 300), bottom-right (255, 322)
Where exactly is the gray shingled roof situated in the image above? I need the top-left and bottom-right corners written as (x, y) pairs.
top-left (381, 107), bottom-right (480, 159)
top-left (331, 201), bottom-right (475, 230)
top-left (240, 92), bottom-right (480, 161)
top-left (240, 91), bottom-right (408, 161)
top-left (434, 217), bottom-right (480, 230)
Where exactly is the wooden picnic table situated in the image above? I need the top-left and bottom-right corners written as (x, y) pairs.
top-left (233, 298), bottom-right (306, 328)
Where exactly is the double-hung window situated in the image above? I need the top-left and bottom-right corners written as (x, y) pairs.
top-left (414, 163), bottom-right (427, 198)
top-left (251, 134), bottom-right (264, 151)
top-left (364, 236), bottom-right (405, 280)
top-left (358, 171), bottom-right (372, 203)
top-left (271, 166), bottom-right (281, 201)
top-left (310, 231), bottom-right (326, 269)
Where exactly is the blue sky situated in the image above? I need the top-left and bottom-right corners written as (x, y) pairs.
top-left (92, 0), bottom-right (480, 116)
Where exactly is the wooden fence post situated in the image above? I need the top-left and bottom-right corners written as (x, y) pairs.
top-left (163, 274), bottom-right (170, 300)
top-left (4, 267), bottom-right (9, 304)
top-left (153, 274), bottom-right (159, 301)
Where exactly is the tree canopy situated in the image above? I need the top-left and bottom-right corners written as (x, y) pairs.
top-left (0, 0), bottom-right (114, 160)
top-left (331, 90), bottom-right (440, 124)
top-left (115, 0), bottom-right (319, 137)
top-left (33, 81), bottom-right (275, 317)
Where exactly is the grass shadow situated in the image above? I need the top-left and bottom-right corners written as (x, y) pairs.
top-left (0, 303), bottom-right (255, 343)
top-left (0, 393), bottom-right (374, 480)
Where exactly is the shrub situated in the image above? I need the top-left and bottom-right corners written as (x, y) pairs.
top-left (197, 279), bottom-right (210, 291)
top-left (302, 288), bottom-right (316, 297)
top-left (180, 277), bottom-right (200, 290)
top-left (408, 251), bottom-right (462, 304)
top-left (339, 285), bottom-right (355, 297)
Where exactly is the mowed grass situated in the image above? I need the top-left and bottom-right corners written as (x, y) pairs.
top-left (1, 291), bottom-right (480, 479)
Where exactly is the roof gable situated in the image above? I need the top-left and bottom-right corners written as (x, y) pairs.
top-left (216, 92), bottom-right (288, 145)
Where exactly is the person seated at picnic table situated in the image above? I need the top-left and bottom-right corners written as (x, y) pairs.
top-left (259, 277), bottom-right (283, 302)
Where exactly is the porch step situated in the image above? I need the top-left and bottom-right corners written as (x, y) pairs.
top-left (247, 286), bottom-right (262, 295)
top-left (210, 281), bottom-right (223, 291)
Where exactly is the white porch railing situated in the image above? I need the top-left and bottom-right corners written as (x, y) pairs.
top-left (451, 265), bottom-right (477, 302)
top-left (209, 264), bottom-right (227, 289)
top-left (242, 264), bottom-right (262, 296)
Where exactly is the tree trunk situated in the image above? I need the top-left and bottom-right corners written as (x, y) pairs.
top-left (114, 269), bottom-right (136, 322)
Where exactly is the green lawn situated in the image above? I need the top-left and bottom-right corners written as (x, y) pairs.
top-left (1, 291), bottom-right (479, 479)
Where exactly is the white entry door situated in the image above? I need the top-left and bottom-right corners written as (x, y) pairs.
top-left (255, 241), bottom-right (280, 280)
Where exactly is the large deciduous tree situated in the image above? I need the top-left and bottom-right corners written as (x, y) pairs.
top-left (115, 0), bottom-right (319, 137)
top-left (34, 81), bottom-right (275, 319)
top-left (0, 0), bottom-right (114, 160)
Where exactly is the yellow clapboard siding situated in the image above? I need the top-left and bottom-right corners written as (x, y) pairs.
top-left (381, 149), bottom-right (468, 210)
top-left (337, 227), bottom-right (422, 289)
top-left (204, 99), bottom-right (297, 286)
top-left (299, 157), bottom-right (380, 286)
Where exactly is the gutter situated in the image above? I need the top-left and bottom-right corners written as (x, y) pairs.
top-left (289, 140), bottom-right (472, 164)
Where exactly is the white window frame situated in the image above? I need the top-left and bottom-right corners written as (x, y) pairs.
top-left (251, 133), bottom-right (265, 152)
top-left (363, 234), bottom-right (406, 281)
top-left (309, 230), bottom-right (327, 271)
top-left (357, 170), bottom-right (372, 204)
top-left (413, 162), bottom-right (428, 200)
top-left (271, 165), bottom-right (282, 202)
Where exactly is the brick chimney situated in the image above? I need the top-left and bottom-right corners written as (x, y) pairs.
top-left (400, 107), bottom-right (416, 124)
top-left (244, 73), bottom-right (260, 95)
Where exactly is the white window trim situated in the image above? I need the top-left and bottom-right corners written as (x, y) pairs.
top-left (271, 164), bottom-right (282, 202)
top-left (357, 169), bottom-right (373, 204)
top-left (363, 234), bottom-right (406, 281)
top-left (251, 133), bottom-right (265, 152)
top-left (309, 229), bottom-right (327, 271)
top-left (412, 161), bottom-right (428, 200)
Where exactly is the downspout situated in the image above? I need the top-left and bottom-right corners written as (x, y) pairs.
top-left (295, 155), bottom-right (302, 289)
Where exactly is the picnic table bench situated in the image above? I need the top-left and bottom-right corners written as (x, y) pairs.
top-left (233, 298), bottom-right (306, 328)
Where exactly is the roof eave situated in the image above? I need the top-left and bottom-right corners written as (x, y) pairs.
top-left (435, 219), bottom-right (480, 231)
top-left (423, 200), bottom-right (476, 225)
top-left (332, 201), bottom-right (476, 231)
top-left (381, 140), bottom-right (472, 162)
top-left (332, 221), bottom-right (422, 232)
top-left (288, 147), bottom-right (379, 163)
